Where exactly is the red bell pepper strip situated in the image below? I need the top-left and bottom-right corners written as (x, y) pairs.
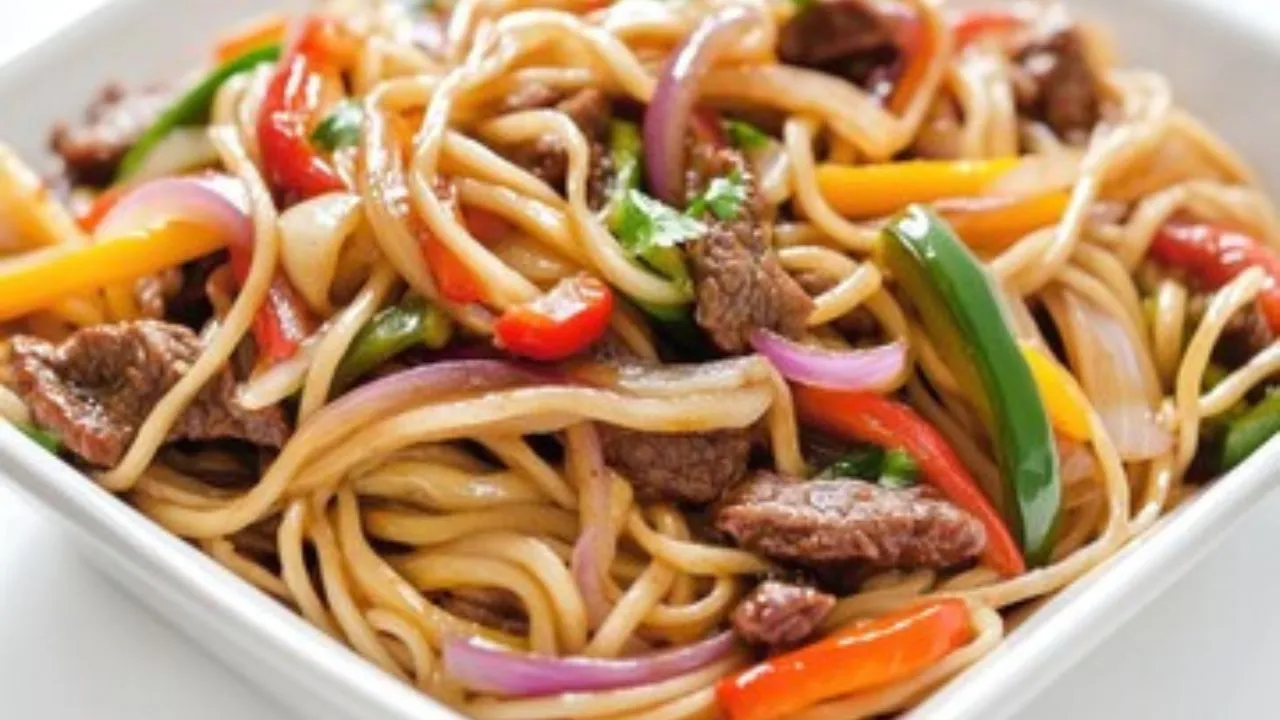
top-left (717, 599), bottom-right (974, 720)
top-left (419, 230), bottom-right (488, 304)
top-left (793, 386), bottom-right (1027, 577)
top-left (1148, 220), bottom-right (1280, 334)
top-left (227, 241), bottom-right (316, 364)
top-left (494, 275), bottom-right (614, 361)
top-left (413, 182), bottom-right (491, 305)
top-left (884, 5), bottom-right (932, 115)
top-left (76, 185), bottom-right (127, 232)
top-left (950, 8), bottom-right (1025, 49)
top-left (256, 16), bottom-right (347, 204)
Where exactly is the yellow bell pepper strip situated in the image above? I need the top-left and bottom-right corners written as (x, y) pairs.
top-left (881, 205), bottom-right (1061, 566)
top-left (716, 599), bottom-right (974, 720)
top-left (816, 158), bottom-right (1020, 219)
top-left (0, 219), bottom-right (224, 323)
top-left (935, 191), bottom-right (1070, 252)
top-left (1021, 343), bottom-right (1092, 443)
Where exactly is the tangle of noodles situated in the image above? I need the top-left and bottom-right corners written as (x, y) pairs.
top-left (2, 1), bottom-right (1279, 718)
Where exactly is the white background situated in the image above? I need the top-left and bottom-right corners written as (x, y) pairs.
top-left (4, 2), bottom-right (1280, 719)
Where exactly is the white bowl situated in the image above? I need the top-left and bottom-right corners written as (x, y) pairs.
top-left (0, 1), bottom-right (1277, 719)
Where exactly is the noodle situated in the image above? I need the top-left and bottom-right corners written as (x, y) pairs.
top-left (3, 1), bottom-right (1278, 718)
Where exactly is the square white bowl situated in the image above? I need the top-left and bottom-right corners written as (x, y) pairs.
top-left (1, 1), bottom-right (1278, 719)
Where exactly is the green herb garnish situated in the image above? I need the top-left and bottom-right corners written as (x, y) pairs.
top-left (310, 101), bottom-right (364, 152)
top-left (722, 119), bottom-right (770, 151)
top-left (687, 169), bottom-right (748, 221)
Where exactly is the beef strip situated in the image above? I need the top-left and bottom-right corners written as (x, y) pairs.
top-left (794, 271), bottom-right (878, 338)
top-left (1188, 292), bottom-right (1275, 368)
top-left (600, 425), bottom-right (752, 504)
top-left (432, 587), bottom-right (529, 635)
top-left (8, 321), bottom-right (290, 467)
top-left (49, 83), bottom-right (171, 187)
top-left (731, 580), bottom-right (836, 651)
top-left (504, 87), bottom-right (614, 209)
top-left (1012, 24), bottom-right (1102, 144)
top-left (776, 0), bottom-right (902, 100)
top-left (715, 471), bottom-right (987, 569)
top-left (1137, 259), bottom-right (1275, 367)
top-left (591, 342), bottom-right (753, 504)
top-left (684, 144), bottom-right (813, 353)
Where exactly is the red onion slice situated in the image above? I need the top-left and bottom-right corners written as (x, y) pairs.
top-left (750, 330), bottom-right (907, 392)
top-left (443, 631), bottom-right (737, 697)
top-left (643, 6), bottom-right (758, 204)
top-left (94, 175), bottom-right (252, 251)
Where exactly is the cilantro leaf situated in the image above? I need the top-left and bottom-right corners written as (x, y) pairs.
top-left (722, 119), bottom-right (770, 151)
top-left (687, 169), bottom-right (748, 221)
top-left (310, 101), bottom-right (363, 152)
top-left (611, 189), bottom-right (701, 295)
top-left (615, 189), bottom-right (706, 251)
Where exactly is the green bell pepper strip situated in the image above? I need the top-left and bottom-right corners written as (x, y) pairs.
top-left (1222, 391), bottom-right (1280, 470)
top-left (17, 423), bottom-right (61, 454)
top-left (333, 296), bottom-right (453, 391)
top-left (116, 44), bottom-right (283, 181)
top-left (817, 445), bottom-right (919, 489)
top-left (882, 205), bottom-right (1061, 566)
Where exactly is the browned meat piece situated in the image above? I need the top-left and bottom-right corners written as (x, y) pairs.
top-left (9, 321), bottom-right (290, 467)
top-left (600, 425), bottom-right (752, 504)
top-left (715, 472), bottom-right (987, 568)
top-left (1137, 259), bottom-right (1274, 367)
top-left (794, 271), bottom-right (878, 338)
top-left (683, 145), bottom-right (813, 353)
top-left (433, 587), bottom-right (529, 635)
top-left (776, 0), bottom-right (902, 100)
top-left (134, 268), bottom-right (184, 320)
top-left (505, 88), bottom-right (614, 209)
top-left (688, 226), bottom-right (815, 353)
top-left (1187, 292), bottom-right (1275, 368)
top-left (49, 83), bottom-right (171, 187)
top-left (731, 580), bottom-right (836, 651)
top-left (1013, 25), bottom-right (1102, 143)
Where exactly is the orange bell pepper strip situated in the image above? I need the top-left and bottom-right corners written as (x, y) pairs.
top-left (935, 191), bottom-right (1070, 251)
top-left (717, 599), bottom-right (974, 720)
top-left (75, 186), bottom-right (127, 232)
top-left (494, 275), bottom-right (614, 361)
top-left (816, 158), bottom-right (1021, 219)
top-left (256, 16), bottom-right (349, 205)
top-left (0, 220), bottom-right (225, 322)
top-left (214, 14), bottom-right (288, 64)
top-left (885, 5), bottom-right (933, 115)
top-left (793, 386), bottom-right (1026, 577)
top-left (950, 8), bottom-right (1025, 48)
